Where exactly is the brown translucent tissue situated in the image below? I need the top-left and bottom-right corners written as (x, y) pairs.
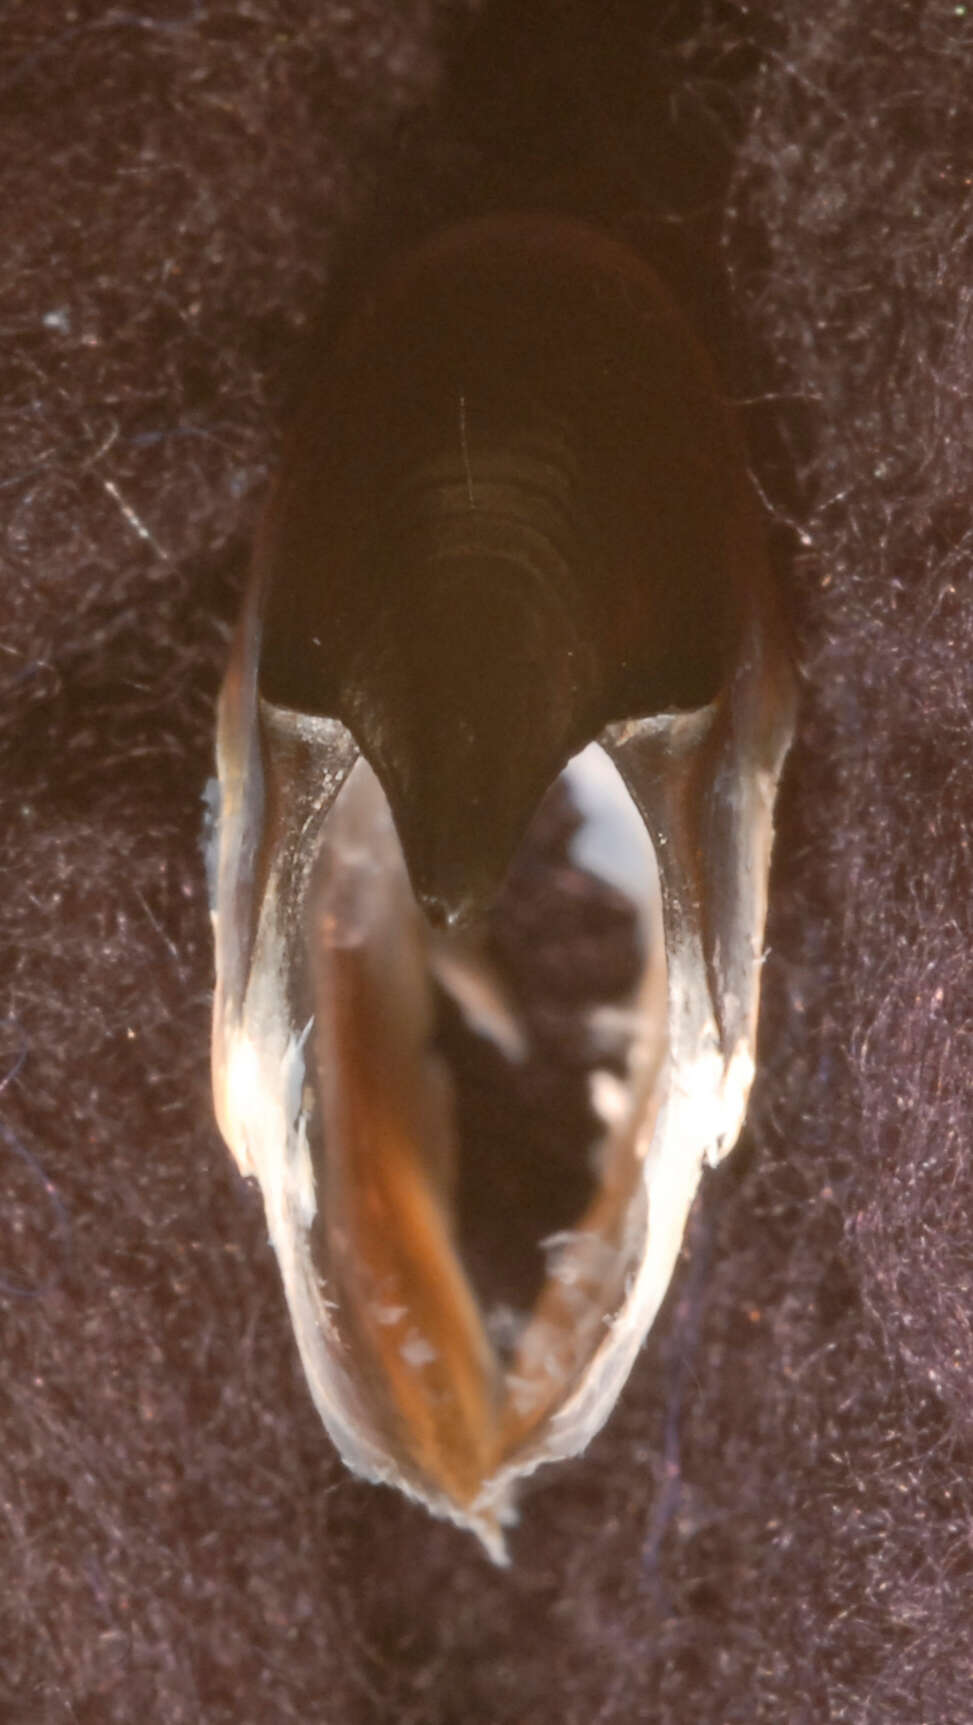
top-left (210, 216), bottom-right (795, 1558)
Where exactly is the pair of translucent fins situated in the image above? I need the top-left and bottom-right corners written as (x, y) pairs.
top-left (210, 214), bottom-right (796, 1561)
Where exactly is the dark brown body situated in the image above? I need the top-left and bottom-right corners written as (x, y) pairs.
top-left (256, 215), bottom-right (765, 926)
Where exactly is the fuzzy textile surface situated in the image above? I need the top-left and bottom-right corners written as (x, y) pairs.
top-left (2, 2), bottom-right (972, 1720)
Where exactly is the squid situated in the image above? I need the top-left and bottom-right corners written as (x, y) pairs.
top-left (209, 214), bottom-right (796, 1560)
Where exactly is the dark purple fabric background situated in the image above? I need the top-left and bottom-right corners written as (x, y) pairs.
top-left (2, 3), bottom-right (971, 1719)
